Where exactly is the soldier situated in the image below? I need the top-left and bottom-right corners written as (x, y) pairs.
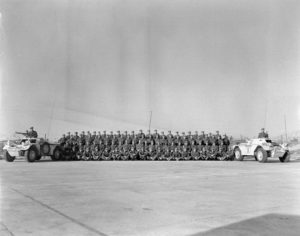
top-left (153, 129), bottom-right (160, 140)
top-left (138, 129), bottom-right (145, 140)
top-left (145, 130), bottom-right (153, 145)
top-left (191, 146), bottom-right (200, 160)
top-left (91, 131), bottom-right (97, 143)
top-left (82, 145), bottom-right (92, 161)
top-left (76, 144), bottom-right (85, 160)
top-left (215, 130), bottom-right (221, 140)
top-left (167, 131), bottom-right (173, 144)
top-left (58, 134), bottom-right (67, 146)
top-left (91, 144), bottom-right (101, 161)
top-left (120, 145), bottom-right (129, 161)
top-left (79, 132), bottom-right (86, 146)
top-left (200, 131), bottom-right (205, 140)
top-left (138, 146), bottom-right (147, 160)
top-left (193, 131), bottom-right (199, 142)
top-left (111, 146), bottom-right (121, 161)
top-left (85, 132), bottom-right (93, 146)
top-left (101, 147), bottom-right (111, 161)
top-left (147, 143), bottom-right (156, 161)
top-left (164, 146), bottom-right (172, 161)
top-left (217, 140), bottom-right (227, 161)
top-left (210, 142), bottom-right (219, 160)
top-left (181, 146), bottom-right (190, 161)
top-left (102, 131), bottom-right (108, 143)
top-left (169, 141), bottom-right (176, 152)
top-left (172, 147), bottom-right (182, 161)
top-left (129, 146), bottom-right (138, 160)
top-left (223, 134), bottom-right (230, 151)
top-left (27, 126), bottom-right (38, 138)
top-left (258, 128), bottom-right (267, 138)
top-left (174, 132), bottom-right (182, 146)
top-left (155, 146), bottom-right (164, 161)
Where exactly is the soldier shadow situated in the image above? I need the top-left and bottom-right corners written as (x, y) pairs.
top-left (190, 213), bottom-right (300, 236)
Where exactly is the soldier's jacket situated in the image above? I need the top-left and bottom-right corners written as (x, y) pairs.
top-left (172, 150), bottom-right (182, 159)
top-left (111, 148), bottom-right (120, 159)
top-left (138, 148), bottom-right (147, 159)
top-left (223, 137), bottom-right (230, 146)
top-left (218, 144), bottom-right (227, 153)
top-left (167, 134), bottom-right (173, 144)
top-left (58, 137), bottom-right (67, 146)
top-left (136, 143), bottom-right (144, 151)
top-left (211, 144), bottom-right (218, 154)
top-left (191, 149), bottom-right (200, 159)
top-left (181, 148), bottom-right (190, 159)
top-left (169, 144), bottom-right (177, 152)
top-left (164, 149), bottom-right (171, 158)
top-left (28, 130), bottom-right (38, 138)
top-left (174, 137), bottom-right (182, 146)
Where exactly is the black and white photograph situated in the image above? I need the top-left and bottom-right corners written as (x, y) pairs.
top-left (0, 0), bottom-right (300, 235)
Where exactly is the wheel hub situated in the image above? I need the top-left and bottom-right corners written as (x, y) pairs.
top-left (257, 151), bottom-right (263, 161)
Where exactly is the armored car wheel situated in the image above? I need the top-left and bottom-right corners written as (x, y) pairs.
top-left (255, 147), bottom-right (268, 163)
top-left (51, 147), bottom-right (62, 161)
top-left (279, 151), bottom-right (290, 163)
top-left (5, 151), bottom-right (15, 162)
top-left (234, 147), bottom-right (244, 161)
top-left (27, 146), bottom-right (38, 162)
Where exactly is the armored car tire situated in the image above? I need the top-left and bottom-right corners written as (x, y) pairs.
top-left (51, 147), bottom-right (62, 161)
top-left (27, 146), bottom-right (39, 162)
top-left (255, 147), bottom-right (268, 163)
top-left (233, 147), bottom-right (244, 161)
top-left (279, 151), bottom-right (290, 163)
top-left (5, 151), bottom-right (15, 162)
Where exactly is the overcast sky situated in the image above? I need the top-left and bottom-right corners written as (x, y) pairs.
top-left (0, 0), bottom-right (300, 139)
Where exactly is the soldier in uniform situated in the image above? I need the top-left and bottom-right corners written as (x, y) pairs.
top-left (101, 147), bottom-right (111, 161)
top-left (129, 146), bottom-right (138, 160)
top-left (258, 128), bottom-right (267, 138)
top-left (111, 146), bottom-right (121, 161)
top-left (191, 146), bottom-right (200, 160)
top-left (91, 144), bottom-right (101, 161)
top-left (155, 146), bottom-right (164, 161)
top-left (153, 129), bottom-right (160, 140)
top-left (138, 146), bottom-right (147, 160)
top-left (82, 145), bottom-right (92, 161)
top-left (28, 126), bottom-right (38, 138)
top-left (58, 134), bottom-right (67, 146)
top-left (167, 131), bottom-right (173, 145)
top-left (76, 144), bottom-right (85, 160)
top-left (216, 140), bottom-right (227, 161)
top-left (181, 146), bottom-right (190, 161)
top-left (210, 142), bottom-right (219, 160)
top-left (172, 147), bottom-right (182, 161)
top-left (120, 145), bottom-right (129, 161)
top-left (147, 143), bottom-right (156, 161)
top-left (223, 134), bottom-right (230, 152)
top-left (164, 146), bottom-right (172, 161)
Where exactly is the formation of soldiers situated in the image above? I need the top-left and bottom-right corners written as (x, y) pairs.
top-left (58, 130), bottom-right (234, 161)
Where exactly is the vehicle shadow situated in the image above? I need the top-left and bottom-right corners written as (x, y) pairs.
top-left (190, 213), bottom-right (300, 236)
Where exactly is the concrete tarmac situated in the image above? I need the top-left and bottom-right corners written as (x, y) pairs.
top-left (1, 159), bottom-right (300, 236)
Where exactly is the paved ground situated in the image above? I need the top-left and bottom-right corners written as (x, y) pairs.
top-left (1, 158), bottom-right (300, 236)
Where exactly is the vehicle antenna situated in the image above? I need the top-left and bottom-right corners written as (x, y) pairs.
top-left (263, 99), bottom-right (268, 129)
top-left (284, 114), bottom-right (288, 142)
top-left (148, 110), bottom-right (152, 132)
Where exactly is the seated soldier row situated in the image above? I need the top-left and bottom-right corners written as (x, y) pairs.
top-left (58, 130), bottom-right (233, 161)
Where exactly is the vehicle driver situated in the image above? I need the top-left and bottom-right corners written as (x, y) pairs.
top-left (258, 128), bottom-right (267, 138)
top-left (28, 126), bottom-right (38, 138)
